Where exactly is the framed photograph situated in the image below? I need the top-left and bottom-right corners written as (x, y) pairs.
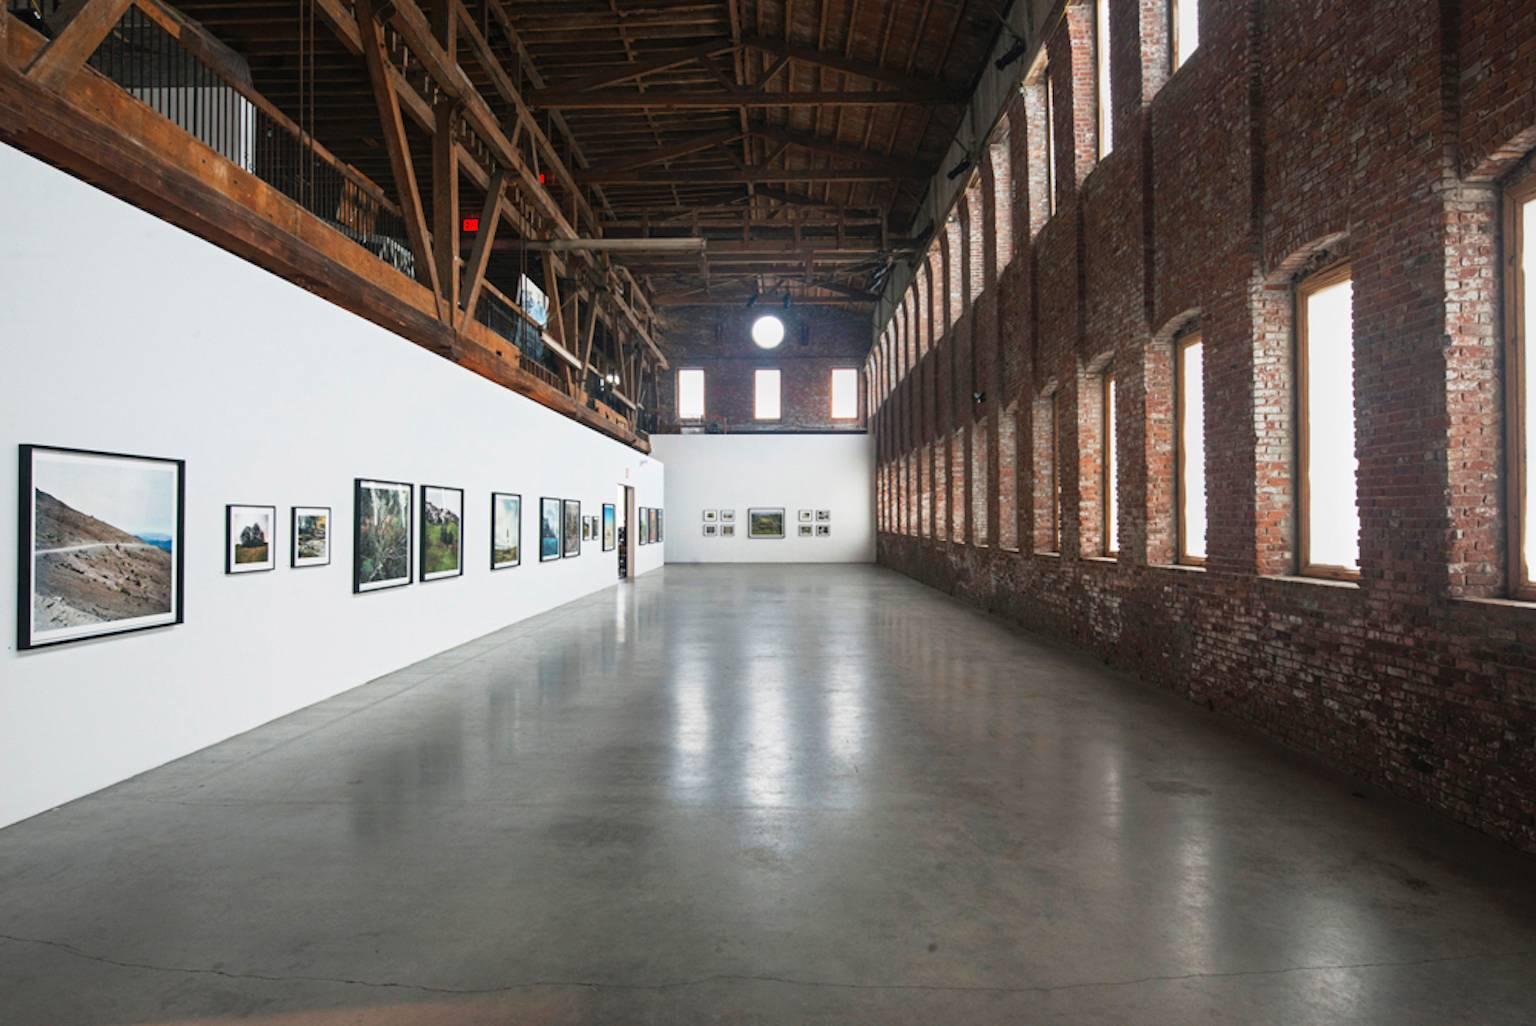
top-left (354, 478), bottom-right (412, 593)
top-left (589, 515), bottom-right (599, 540)
top-left (798, 524), bottom-right (814, 537)
top-left (419, 485), bottom-right (464, 581)
top-left (703, 524), bottom-right (719, 537)
top-left (798, 510), bottom-right (814, 523)
top-left (291, 506), bottom-right (331, 568)
top-left (719, 510), bottom-right (735, 523)
top-left (702, 509), bottom-right (718, 523)
top-left (540, 497), bottom-right (561, 561)
top-left (640, 508), bottom-right (650, 545)
top-left (657, 509), bottom-right (664, 542)
top-left (18, 444), bottom-right (184, 650)
top-left (226, 504), bottom-right (276, 574)
top-left (816, 509), bottom-right (832, 522)
top-left (649, 508), bottom-right (659, 544)
top-left (749, 508), bottom-right (786, 539)
top-left (491, 492), bottom-right (521, 570)
top-left (721, 524), bottom-right (736, 537)
top-left (602, 503), bottom-right (616, 551)
top-left (817, 524), bottom-right (831, 537)
top-left (563, 499), bottom-right (582, 558)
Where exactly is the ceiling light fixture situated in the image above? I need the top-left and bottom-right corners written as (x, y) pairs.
top-left (947, 155), bottom-right (974, 180)
top-left (996, 30), bottom-right (1029, 70)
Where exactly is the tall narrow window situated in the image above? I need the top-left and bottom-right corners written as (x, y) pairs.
top-left (1177, 334), bottom-right (1208, 564)
top-left (1033, 394), bottom-right (1059, 552)
top-left (1509, 180), bottom-right (1536, 596)
top-left (1171, 0), bottom-right (1200, 71)
top-left (677, 368), bottom-right (705, 421)
top-left (754, 368), bottom-right (782, 421)
top-left (1044, 71), bottom-right (1058, 216)
top-left (830, 368), bottom-right (859, 420)
top-left (1297, 264), bottom-right (1359, 577)
top-left (1103, 371), bottom-right (1118, 555)
top-left (1096, 0), bottom-right (1113, 159)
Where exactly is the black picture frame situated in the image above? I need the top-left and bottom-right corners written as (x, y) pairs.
top-left (18, 444), bottom-right (185, 650)
top-left (540, 497), bottom-right (561, 561)
top-left (291, 506), bottom-right (332, 568)
top-left (354, 478), bottom-right (413, 594)
top-left (491, 492), bottom-right (522, 570)
top-left (226, 503), bottom-right (277, 574)
top-left (419, 484), bottom-right (464, 582)
top-left (656, 509), bottom-right (664, 543)
top-left (562, 498), bottom-right (582, 558)
top-left (602, 503), bottom-right (616, 551)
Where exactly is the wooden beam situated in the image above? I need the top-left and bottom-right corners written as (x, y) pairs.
top-left (23, 0), bottom-right (132, 91)
top-left (749, 125), bottom-right (928, 177)
top-left (354, 0), bottom-right (442, 311)
top-left (583, 167), bottom-right (904, 185)
top-left (458, 172), bottom-right (507, 334)
top-left (739, 34), bottom-right (964, 101)
top-left (546, 38), bottom-right (738, 93)
top-left (527, 89), bottom-right (951, 110)
top-left (582, 127), bottom-right (744, 177)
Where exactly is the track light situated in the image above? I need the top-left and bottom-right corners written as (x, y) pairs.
top-left (995, 31), bottom-right (1028, 70)
top-left (782, 292), bottom-right (792, 310)
top-left (947, 155), bottom-right (974, 180)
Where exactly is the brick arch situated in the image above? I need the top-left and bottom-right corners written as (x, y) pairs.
top-left (1266, 231), bottom-right (1349, 286)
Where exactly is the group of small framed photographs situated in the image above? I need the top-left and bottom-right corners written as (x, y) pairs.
top-left (539, 498), bottom-right (618, 562)
top-left (699, 508), bottom-right (831, 539)
top-left (636, 506), bottom-right (663, 545)
top-left (15, 442), bottom-right (633, 651)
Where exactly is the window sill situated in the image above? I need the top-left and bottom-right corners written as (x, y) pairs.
top-left (1152, 562), bottom-right (1207, 574)
top-left (1454, 595), bottom-right (1536, 611)
top-left (998, 545), bottom-right (1022, 554)
top-left (1267, 574), bottom-right (1360, 591)
top-left (1083, 555), bottom-right (1117, 565)
top-left (1034, 550), bottom-right (1062, 559)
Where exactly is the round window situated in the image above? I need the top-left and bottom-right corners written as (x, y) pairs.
top-left (751, 314), bottom-right (785, 350)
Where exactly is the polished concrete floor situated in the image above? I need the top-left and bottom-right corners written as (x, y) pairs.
top-left (2, 565), bottom-right (1535, 1025)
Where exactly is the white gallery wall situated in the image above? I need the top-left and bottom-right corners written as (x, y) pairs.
top-left (651, 434), bottom-right (874, 563)
top-left (0, 143), bottom-right (664, 830)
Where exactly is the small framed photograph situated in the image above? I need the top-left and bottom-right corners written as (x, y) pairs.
top-left (721, 524), bottom-right (736, 537)
top-left (703, 523), bottom-right (719, 537)
top-left (798, 524), bottom-right (814, 537)
top-left (291, 506), bottom-right (331, 568)
top-left (816, 509), bottom-right (831, 522)
top-left (602, 504), bottom-right (616, 551)
top-left (539, 497), bottom-right (562, 561)
top-left (491, 492), bottom-right (521, 570)
top-left (355, 479), bottom-right (412, 592)
top-left (816, 524), bottom-right (831, 537)
top-left (420, 485), bottom-right (464, 581)
top-left (702, 509), bottom-right (718, 523)
top-left (563, 499), bottom-right (582, 558)
top-left (719, 510), bottom-right (735, 523)
top-left (227, 504), bottom-right (276, 574)
top-left (798, 509), bottom-right (814, 523)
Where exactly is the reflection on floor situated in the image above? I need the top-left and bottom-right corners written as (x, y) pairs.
top-left (1, 565), bottom-right (1534, 1025)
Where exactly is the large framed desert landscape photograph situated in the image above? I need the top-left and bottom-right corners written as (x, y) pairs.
top-left (354, 478), bottom-right (412, 593)
top-left (225, 504), bottom-right (276, 574)
top-left (17, 444), bottom-right (184, 650)
top-left (491, 492), bottom-right (521, 570)
top-left (419, 485), bottom-right (464, 582)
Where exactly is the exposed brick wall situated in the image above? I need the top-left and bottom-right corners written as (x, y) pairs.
top-left (654, 306), bottom-right (867, 433)
top-left (871, 0), bottom-right (1536, 854)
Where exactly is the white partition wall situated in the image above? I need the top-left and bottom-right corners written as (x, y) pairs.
top-left (651, 434), bottom-right (874, 563)
top-left (0, 143), bottom-right (664, 830)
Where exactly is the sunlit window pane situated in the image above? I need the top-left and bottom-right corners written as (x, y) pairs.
top-left (1522, 197), bottom-right (1536, 582)
top-left (1302, 273), bottom-right (1358, 573)
top-left (1096, 0), bottom-right (1113, 158)
top-left (830, 368), bottom-right (858, 419)
top-left (1178, 338), bottom-right (1208, 562)
top-left (1104, 373), bottom-right (1118, 554)
top-left (677, 368), bottom-right (705, 420)
top-left (754, 368), bottom-right (781, 420)
top-left (1173, 0), bottom-right (1200, 69)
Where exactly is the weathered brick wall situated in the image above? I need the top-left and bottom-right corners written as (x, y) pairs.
top-left (872, 0), bottom-right (1536, 854)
